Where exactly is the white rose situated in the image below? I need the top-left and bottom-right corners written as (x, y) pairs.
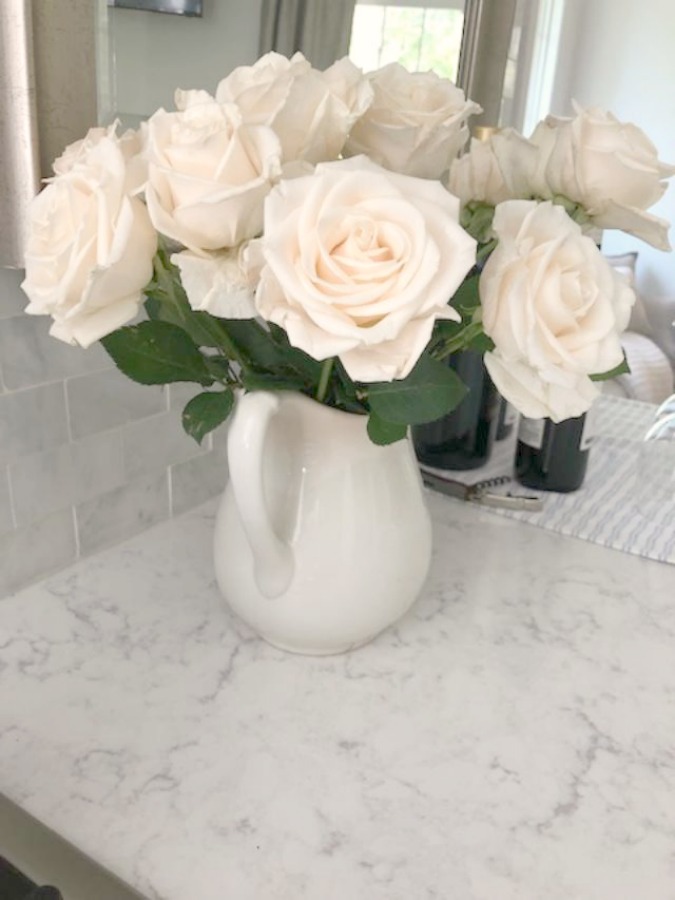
top-left (255, 156), bottom-right (477, 382)
top-left (344, 63), bottom-right (481, 179)
top-left (145, 93), bottom-right (282, 252)
top-left (480, 200), bottom-right (635, 422)
top-left (22, 129), bottom-right (157, 348)
top-left (447, 128), bottom-right (540, 208)
top-left (53, 123), bottom-right (149, 195)
top-left (172, 248), bottom-right (256, 318)
top-left (531, 106), bottom-right (675, 250)
top-left (215, 52), bottom-right (372, 164)
top-left (484, 354), bottom-right (599, 421)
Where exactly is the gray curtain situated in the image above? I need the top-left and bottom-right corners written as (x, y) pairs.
top-left (0, 0), bottom-right (97, 268)
top-left (259, 0), bottom-right (357, 69)
top-left (457, 0), bottom-right (518, 128)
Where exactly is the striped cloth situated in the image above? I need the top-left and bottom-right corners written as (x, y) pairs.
top-left (423, 395), bottom-right (675, 565)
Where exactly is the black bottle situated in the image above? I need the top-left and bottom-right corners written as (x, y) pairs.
top-left (515, 412), bottom-right (594, 492)
top-left (495, 395), bottom-right (518, 441)
top-left (413, 350), bottom-right (499, 470)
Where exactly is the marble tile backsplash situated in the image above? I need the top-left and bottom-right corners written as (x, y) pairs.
top-left (0, 269), bottom-right (229, 597)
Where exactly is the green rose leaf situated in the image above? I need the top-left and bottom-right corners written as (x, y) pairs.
top-left (366, 412), bottom-right (408, 445)
top-left (182, 389), bottom-right (235, 444)
top-left (240, 372), bottom-right (308, 392)
top-left (367, 354), bottom-right (468, 425)
top-left (466, 331), bottom-right (495, 353)
top-left (452, 272), bottom-right (481, 316)
top-left (101, 320), bottom-right (214, 386)
top-left (590, 354), bottom-right (631, 382)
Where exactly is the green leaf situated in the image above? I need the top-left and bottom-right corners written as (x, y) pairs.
top-left (240, 371), bottom-right (307, 392)
top-left (182, 389), bottom-right (234, 444)
top-left (101, 321), bottom-right (214, 386)
top-left (460, 202), bottom-right (495, 244)
top-left (466, 331), bottom-right (495, 353)
top-left (145, 282), bottom-right (233, 351)
top-left (590, 354), bottom-right (631, 382)
top-left (367, 354), bottom-right (468, 425)
top-left (451, 273), bottom-right (481, 316)
top-left (367, 413), bottom-right (408, 445)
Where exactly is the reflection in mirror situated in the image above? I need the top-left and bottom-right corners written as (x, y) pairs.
top-left (95, 0), bottom-right (675, 407)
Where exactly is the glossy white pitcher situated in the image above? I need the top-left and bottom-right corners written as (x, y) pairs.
top-left (214, 391), bottom-right (432, 655)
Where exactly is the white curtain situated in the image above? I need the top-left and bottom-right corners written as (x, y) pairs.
top-left (259, 0), bottom-right (357, 69)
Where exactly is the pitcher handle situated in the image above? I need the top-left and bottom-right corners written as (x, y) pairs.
top-left (227, 391), bottom-right (294, 598)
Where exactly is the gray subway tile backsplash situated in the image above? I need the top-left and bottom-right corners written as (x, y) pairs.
top-left (122, 410), bottom-right (207, 482)
top-left (0, 269), bottom-right (27, 319)
top-left (67, 367), bottom-right (166, 439)
top-left (0, 314), bottom-right (111, 390)
top-left (0, 508), bottom-right (78, 597)
top-left (10, 430), bottom-right (126, 527)
top-left (76, 471), bottom-right (170, 557)
top-left (0, 382), bottom-right (69, 466)
top-left (0, 270), bottom-right (233, 598)
top-left (170, 443), bottom-right (228, 516)
top-left (0, 467), bottom-right (14, 537)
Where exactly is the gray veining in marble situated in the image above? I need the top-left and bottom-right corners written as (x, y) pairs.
top-left (0, 494), bottom-right (674, 900)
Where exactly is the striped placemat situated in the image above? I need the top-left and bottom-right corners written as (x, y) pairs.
top-left (422, 395), bottom-right (675, 565)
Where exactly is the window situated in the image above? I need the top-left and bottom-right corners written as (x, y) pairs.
top-left (349, 0), bottom-right (465, 80)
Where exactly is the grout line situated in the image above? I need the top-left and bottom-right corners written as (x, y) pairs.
top-left (5, 466), bottom-right (18, 530)
top-left (71, 505), bottom-right (81, 558)
top-left (167, 466), bottom-right (174, 518)
top-left (63, 380), bottom-right (74, 443)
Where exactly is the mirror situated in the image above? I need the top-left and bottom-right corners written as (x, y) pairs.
top-left (93, 0), bottom-right (674, 408)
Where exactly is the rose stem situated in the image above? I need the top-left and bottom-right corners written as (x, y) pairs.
top-left (315, 358), bottom-right (335, 403)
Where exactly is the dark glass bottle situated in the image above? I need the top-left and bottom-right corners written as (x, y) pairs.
top-left (495, 395), bottom-right (518, 441)
top-left (413, 350), bottom-right (499, 470)
top-left (515, 413), bottom-right (594, 492)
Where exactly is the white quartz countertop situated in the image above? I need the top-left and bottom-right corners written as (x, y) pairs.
top-left (1, 492), bottom-right (675, 900)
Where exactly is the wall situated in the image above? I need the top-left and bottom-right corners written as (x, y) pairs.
top-left (550, 0), bottom-right (675, 301)
top-left (0, 268), bottom-right (228, 597)
top-left (109, 0), bottom-right (264, 118)
top-left (0, 0), bottom-right (264, 598)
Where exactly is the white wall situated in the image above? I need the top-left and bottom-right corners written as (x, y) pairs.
top-left (109, 0), bottom-right (263, 118)
top-left (550, 0), bottom-right (675, 300)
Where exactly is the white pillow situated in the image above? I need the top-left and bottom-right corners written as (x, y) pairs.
top-left (615, 331), bottom-right (675, 404)
top-left (605, 251), bottom-right (653, 337)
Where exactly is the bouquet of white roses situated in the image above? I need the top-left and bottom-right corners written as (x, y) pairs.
top-left (21, 52), bottom-right (674, 445)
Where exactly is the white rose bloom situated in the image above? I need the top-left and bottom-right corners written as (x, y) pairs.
top-left (255, 156), bottom-right (477, 383)
top-left (484, 354), bottom-right (600, 422)
top-left (447, 129), bottom-right (540, 208)
top-left (215, 52), bottom-right (372, 164)
top-left (22, 129), bottom-right (157, 348)
top-left (481, 200), bottom-right (635, 422)
top-left (531, 106), bottom-right (675, 250)
top-left (145, 94), bottom-right (282, 252)
top-left (172, 248), bottom-right (256, 318)
top-left (344, 63), bottom-right (481, 179)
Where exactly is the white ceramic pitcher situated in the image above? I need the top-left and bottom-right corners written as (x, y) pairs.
top-left (213, 390), bottom-right (432, 655)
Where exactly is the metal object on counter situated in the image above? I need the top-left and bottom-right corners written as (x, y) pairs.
top-left (420, 469), bottom-right (544, 512)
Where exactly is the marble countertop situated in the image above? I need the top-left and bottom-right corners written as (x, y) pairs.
top-left (1, 491), bottom-right (675, 900)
